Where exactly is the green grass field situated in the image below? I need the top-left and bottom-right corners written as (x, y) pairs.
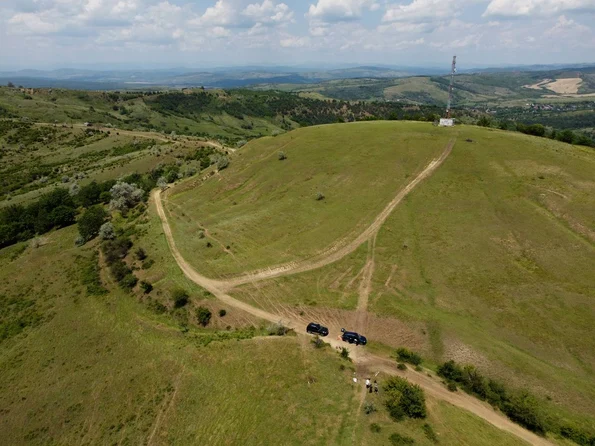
top-left (166, 121), bottom-right (450, 277)
top-left (163, 122), bottom-right (594, 430)
top-left (0, 204), bottom-right (539, 445)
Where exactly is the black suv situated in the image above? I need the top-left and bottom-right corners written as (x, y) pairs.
top-left (341, 330), bottom-right (367, 345)
top-left (306, 322), bottom-right (329, 337)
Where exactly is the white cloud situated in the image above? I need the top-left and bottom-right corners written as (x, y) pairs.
top-left (243, 0), bottom-right (293, 24)
top-left (484, 0), bottom-right (595, 17)
top-left (199, 0), bottom-right (237, 26)
top-left (307, 0), bottom-right (378, 22)
top-left (280, 35), bottom-right (310, 47)
top-left (383, 0), bottom-right (463, 24)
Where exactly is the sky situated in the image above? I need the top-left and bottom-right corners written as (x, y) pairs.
top-left (1, 0), bottom-right (594, 70)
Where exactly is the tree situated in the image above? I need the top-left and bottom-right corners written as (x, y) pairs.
top-left (384, 376), bottom-right (427, 420)
top-left (172, 288), bottom-right (189, 308)
top-left (195, 306), bottom-right (212, 327)
top-left (477, 116), bottom-right (492, 127)
top-left (69, 183), bottom-right (81, 196)
top-left (140, 281), bottom-right (153, 294)
top-left (109, 181), bottom-right (144, 213)
top-left (216, 155), bottom-right (229, 171)
top-left (78, 205), bottom-right (108, 241)
top-left (556, 129), bottom-right (575, 144)
top-left (157, 177), bottom-right (168, 190)
top-left (98, 222), bottom-right (115, 240)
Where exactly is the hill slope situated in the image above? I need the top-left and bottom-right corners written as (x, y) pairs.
top-left (166, 121), bottom-right (452, 277)
top-left (165, 121), bottom-right (595, 436)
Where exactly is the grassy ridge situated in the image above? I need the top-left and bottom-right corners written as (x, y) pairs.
top-left (0, 210), bottom-right (538, 445)
top-left (186, 123), bottom-right (594, 430)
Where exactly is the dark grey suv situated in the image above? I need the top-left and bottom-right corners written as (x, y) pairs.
top-left (306, 322), bottom-right (329, 337)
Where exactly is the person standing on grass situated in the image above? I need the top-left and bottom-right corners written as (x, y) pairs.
top-left (365, 378), bottom-right (371, 390)
top-left (374, 381), bottom-right (379, 394)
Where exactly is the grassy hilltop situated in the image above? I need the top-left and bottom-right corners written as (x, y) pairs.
top-left (167, 121), bottom-right (595, 434)
top-left (1, 83), bottom-right (594, 445)
top-left (166, 121), bottom-right (451, 277)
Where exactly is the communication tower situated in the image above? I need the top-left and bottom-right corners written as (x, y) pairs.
top-left (446, 55), bottom-right (457, 118)
top-left (439, 56), bottom-right (457, 126)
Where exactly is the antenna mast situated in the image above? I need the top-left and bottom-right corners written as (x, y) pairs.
top-left (446, 55), bottom-right (457, 118)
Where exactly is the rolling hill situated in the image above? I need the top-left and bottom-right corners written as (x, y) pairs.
top-left (164, 121), bottom-right (595, 440)
top-left (1, 88), bottom-right (595, 445)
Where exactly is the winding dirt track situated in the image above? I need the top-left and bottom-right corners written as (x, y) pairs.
top-left (153, 139), bottom-right (552, 445)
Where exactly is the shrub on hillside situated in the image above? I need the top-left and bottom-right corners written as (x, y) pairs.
top-left (396, 347), bottom-right (422, 366)
top-left (384, 376), bottom-right (427, 421)
top-left (98, 222), bottom-right (115, 240)
top-left (340, 347), bottom-right (350, 360)
top-left (316, 192), bottom-right (325, 201)
top-left (172, 288), bottom-right (189, 308)
top-left (389, 433), bottom-right (415, 445)
top-left (135, 247), bottom-right (147, 261)
top-left (267, 322), bottom-right (290, 336)
top-left (278, 151), bottom-right (287, 160)
top-left (437, 359), bottom-right (553, 435)
top-left (370, 423), bottom-right (381, 433)
top-left (218, 309), bottom-right (226, 317)
top-left (422, 424), bottom-right (439, 443)
top-left (140, 281), bottom-right (153, 294)
top-left (102, 237), bottom-right (133, 264)
top-left (216, 155), bottom-right (229, 171)
top-left (501, 391), bottom-right (547, 436)
top-left (78, 205), bottom-right (108, 242)
top-left (195, 306), bottom-right (212, 327)
top-left (364, 402), bottom-right (377, 415)
top-left (108, 181), bottom-right (144, 213)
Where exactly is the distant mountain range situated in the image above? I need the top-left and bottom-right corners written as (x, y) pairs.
top-left (0, 63), bottom-right (594, 91)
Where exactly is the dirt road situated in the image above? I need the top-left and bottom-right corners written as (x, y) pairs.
top-left (153, 139), bottom-right (553, 445)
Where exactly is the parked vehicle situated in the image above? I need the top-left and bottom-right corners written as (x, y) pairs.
top-left (341, 330), bottom-right (367, 345)
top-left (306, 322), bottom-right (329, 337)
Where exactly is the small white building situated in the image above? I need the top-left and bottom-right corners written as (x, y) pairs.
top-left (439, 118), bottom-right (454, 127)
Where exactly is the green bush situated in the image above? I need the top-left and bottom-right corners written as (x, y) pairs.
top-left (397, 363), bottom-right (407, 371)
top-left (340, 347), bottom-right (350, 360)
top-left (147, 298), bottom-right (167, 314)
top-left (140, 281), bottom-right (153, 294)
top-left (120, 273), bottom-right (138, 290)
top-left (218, 309), bottom-right (226, 317)
top-left (172, 288), bottom-right (189, 308)
top-left (447, 382), bottom-right (457, 392)
top-left (195, 306), bottom-right (212, 327)
top-left (422, 424), bottom-right (439, 443)
top-left (80, 253), bottom-right (107, 295)
top-left (501, 391), bottom-right (547, 436)
top-left (396, 347), bottom-right (422, 366)
top-left (267, 322), bottom-right (290, 336)
top-left (364, 402), bottom-right (377, 415)
top-left (384, 376), bottom-right (427, 421)
top-left (370, 423), bottom-right (381, 433)
top-left (135, 247), bottom-right (147, 261)
top-left (437, 359), bottom-right (551, 435)
top-left (278, 151), bottom-right (287, 160)
top-left (389, 433), bottom-right (415, 445)
top-left (311, 335), bottom-right (325, 349)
